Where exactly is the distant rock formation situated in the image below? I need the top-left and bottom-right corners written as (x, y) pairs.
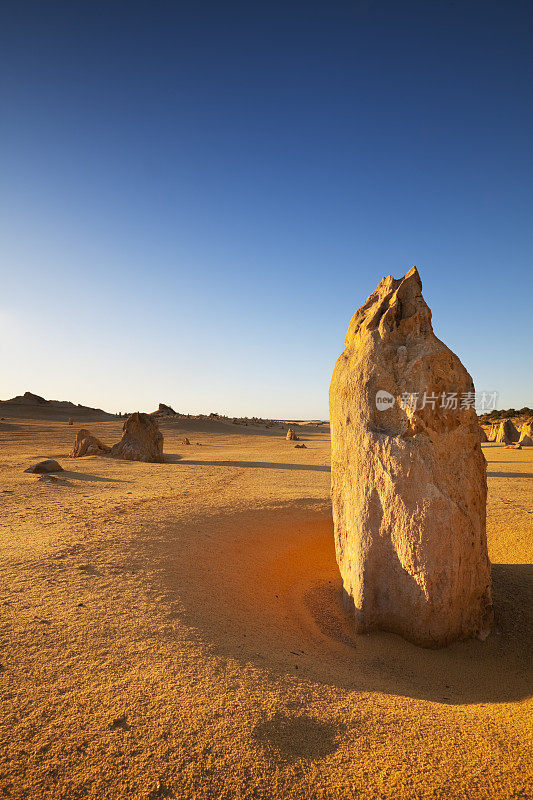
top-left (495, 419), bottom-right (519, 445)
top-left (518, 420), bottom-right (533, 446)
top-left (286, 428), bottom-right (299, 441)
top-left (70, 429), bottom-right (110, 457)
top-left (182, 437), bottom-right (191, 445)
top-left (152, 403), bottom-right (177, 416)
top-left (109, 412), bottom-right (163, 462)
top-left (330, 267), bottom-right (493, 647)
top-left (68, 418), bottom-right (74, 426)
top-left (24, 459), bottom-right (64, 474)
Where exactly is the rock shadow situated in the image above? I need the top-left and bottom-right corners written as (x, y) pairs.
top-left (132, 503), bottom-right (532, 705)
top-left (58, 471), bottom-right (131, 484)
top-left (252, 712), bottom-right (345, 762)
top-left (163, 457), bottom-right (331, 473)
top-left (487, 471), bottom-right (533, 479)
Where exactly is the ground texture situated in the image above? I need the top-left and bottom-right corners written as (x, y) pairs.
top-left (0, 417), bottom-right (531, 799)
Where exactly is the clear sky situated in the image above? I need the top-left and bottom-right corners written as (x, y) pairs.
top-left (1, 0), bottom-right (531, 418)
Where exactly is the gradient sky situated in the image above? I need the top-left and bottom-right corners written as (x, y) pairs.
top-left (1, 0), bottom-right (531, 418)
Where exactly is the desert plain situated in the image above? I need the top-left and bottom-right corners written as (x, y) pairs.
top-left (0, 411), bottom-right (532, 799)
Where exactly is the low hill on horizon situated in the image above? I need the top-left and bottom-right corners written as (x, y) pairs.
top-left (0, 391), bottom-right (116, 421)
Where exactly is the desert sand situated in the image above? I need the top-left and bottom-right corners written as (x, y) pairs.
top-left (1, 414), bottom-right (532, 799)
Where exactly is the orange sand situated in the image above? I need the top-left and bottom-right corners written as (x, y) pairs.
top-left (0, 417), bottom-right (531, 799)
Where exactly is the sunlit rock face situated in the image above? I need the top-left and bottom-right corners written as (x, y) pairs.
top-left (495, 419), bottom-right (519, 445)
top-left (329, 267), bottom-right (493, 647)
top-left (518, 421), bottom-right (533, 446)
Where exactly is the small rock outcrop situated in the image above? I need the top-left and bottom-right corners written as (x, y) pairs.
top-left (24, 459), bottom-right (64, 474)
top-left (182, 437), bottom-right (191, 445)
top-left (294, 443), bottom-right (307, 448)
top-left (286, 428), bottom-right (299, 441)
top-left (70, 429), bottom-right (110, 457)
top-left (329, 266), bottom-right (492, 648)
top-left (21, 391), bottom-right (47, 404)
top-left (109, 412), bottom-right (163, 463)
top-left (495, 419), bottom-right (519, 445)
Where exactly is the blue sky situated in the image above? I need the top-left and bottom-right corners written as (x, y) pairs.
top-left (1, 1), bottom-right (531, 417)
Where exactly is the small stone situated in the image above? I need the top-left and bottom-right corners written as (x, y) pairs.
top-left (24, 460), bottom-right (64, 474)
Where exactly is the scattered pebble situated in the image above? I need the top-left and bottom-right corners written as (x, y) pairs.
top-left (109, 714), bottom-right (129, 731)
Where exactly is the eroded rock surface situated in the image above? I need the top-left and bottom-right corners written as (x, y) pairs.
top-left (109, 412), bottom-right (163, 463)
top-left (329, 266), bottom-right (492, 647)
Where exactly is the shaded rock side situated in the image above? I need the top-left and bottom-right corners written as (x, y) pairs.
top-left (479, 426), bottom-right (488, 443)
top-left (329, 266), bottom-right (493, 648)
top-left (109, 412), bottom-right (163, 462)
top-left (70, 429), bottom-right (110, 457)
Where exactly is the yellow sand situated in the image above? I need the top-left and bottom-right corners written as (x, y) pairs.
top-left (0, 417), bottom-right (531, 799)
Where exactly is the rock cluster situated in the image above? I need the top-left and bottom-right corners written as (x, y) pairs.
top-left (329, 266), bottom-right (493, 647)
top-left (69, 413), bottom-right (164, 463)
top-left (286, 428), bottom-right (300, 441)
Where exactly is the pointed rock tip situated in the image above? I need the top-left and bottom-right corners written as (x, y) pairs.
top-left (404, 265), bottom-right (422, 284)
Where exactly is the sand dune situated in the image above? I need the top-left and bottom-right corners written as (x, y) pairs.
top-left (0, 418), bottom-right (531, 798)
